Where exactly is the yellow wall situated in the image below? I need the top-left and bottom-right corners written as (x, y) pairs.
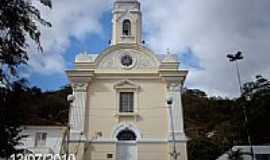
top-left (85, 143), bottom-right (116, 160)
top-left (86, 79), bottom-right (169, 140)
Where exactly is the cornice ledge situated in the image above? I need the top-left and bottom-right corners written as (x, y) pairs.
top-left (66, 69), bottom-right (94, 76)
top-left (95, 71), bottom-right (159, 76)
top-left (66, 69), bottom-right (95, 83)
top-left (159, 70), bottom-right (188, 81)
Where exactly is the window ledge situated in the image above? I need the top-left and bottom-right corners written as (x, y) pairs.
top-left (114, 112), bottom-right (139, 117)
top-left (121, 35), bottom-right (135, 39)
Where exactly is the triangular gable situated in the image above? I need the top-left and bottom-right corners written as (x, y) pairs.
top-left (113, 79), bottom-right (140, 89)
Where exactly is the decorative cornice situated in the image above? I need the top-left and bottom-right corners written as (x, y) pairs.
top-left (71, 83), bottom-right (88, 92)
top-left (160, 70), bottom-right (188, 84)
top-left (65, 69), bottom-right (94, 85)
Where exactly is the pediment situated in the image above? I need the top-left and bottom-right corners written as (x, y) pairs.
top-left (95, 45), bottom-right (160, 70)
top-left (113, 80), bottom-right (140, 89)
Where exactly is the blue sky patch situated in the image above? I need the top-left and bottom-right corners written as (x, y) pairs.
top-left (179, 48), bottom-right (204, 71)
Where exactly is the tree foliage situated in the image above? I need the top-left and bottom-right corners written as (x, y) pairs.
top-left (0, 0), bottom-right (51, 157)
top-left (188, 137), bottom-right (224, 160)
top-left (0, 0), bottom-right (52, 83)
top-left (0, 80), bottom-right (29, 157)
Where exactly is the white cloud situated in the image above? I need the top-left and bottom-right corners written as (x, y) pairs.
top-left (142, 0), bottom-right (270, 97)
top-left (26, 0), bottom-right (270, 97)
top-left (26, 0), bottom-right (112, 76)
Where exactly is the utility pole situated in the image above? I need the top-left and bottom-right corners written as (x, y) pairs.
top-left (226, 51), bottom-right (254, 160)
top-left (167, 96), bottom-right (180, 160)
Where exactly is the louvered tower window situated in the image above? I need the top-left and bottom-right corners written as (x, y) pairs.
top-left (123, 19), bottom-right (131, 36)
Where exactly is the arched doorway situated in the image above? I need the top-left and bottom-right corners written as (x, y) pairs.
top-left (116, 129), bottom-right (137, 160)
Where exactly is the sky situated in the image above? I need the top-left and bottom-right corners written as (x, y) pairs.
top-left (24, 0), bottom-right (270, 97)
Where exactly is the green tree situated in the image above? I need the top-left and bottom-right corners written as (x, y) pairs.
top-left (0, 0), bottom-right (52, 84)
top-left (184, 75), bottom-right (270, 160)
top-left (0, 80), bottom-right (29, 158)
top-left (0, 0), bottom-right (51, 158)
top-left (183, 88), bottom-right (250, 160)
top-left (188, 137), bottom-right (224, 160)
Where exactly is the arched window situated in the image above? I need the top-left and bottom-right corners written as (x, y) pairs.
top-left (117, 129), bottom-right (137, 141)
top-left (122, 19), bottom-right (131, 36)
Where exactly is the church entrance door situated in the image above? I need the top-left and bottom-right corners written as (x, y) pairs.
top-left (116, 130), bottom-right (137, 160)
top-left (117, 142), bottom-right (137, 160)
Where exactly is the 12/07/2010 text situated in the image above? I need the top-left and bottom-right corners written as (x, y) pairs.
top-left (10, 154), bottom-right (76, 160)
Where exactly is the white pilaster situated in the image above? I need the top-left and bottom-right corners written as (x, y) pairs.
top-left (168, 83), bottom-right (186, 140)
top-left (70, 83), bottom-right (88, 136)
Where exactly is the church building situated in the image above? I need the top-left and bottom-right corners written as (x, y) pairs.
top-left (66, 0), bottom-right (188, 159)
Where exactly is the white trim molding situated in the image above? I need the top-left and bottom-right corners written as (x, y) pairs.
top-left (113, 79), bottom-right (140, 113)
top-left (113, 79), bottom-right (141, 90)
top-left (71, 138), bottom-right (189, 144)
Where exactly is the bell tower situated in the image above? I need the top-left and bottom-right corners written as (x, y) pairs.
top-left (111, 0), bottom-right (142, 45)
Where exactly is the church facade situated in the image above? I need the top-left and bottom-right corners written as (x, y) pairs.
top-left (66, 0), bottom-right (188, 160)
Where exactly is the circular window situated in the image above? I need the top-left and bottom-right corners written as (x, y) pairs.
top-left (121, 55), bottom-right (133, 67)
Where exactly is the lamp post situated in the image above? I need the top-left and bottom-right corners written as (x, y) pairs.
top-left (167, 96), bottom-right (180, 160)
top-left (226, 51), bottom-right (254, 160)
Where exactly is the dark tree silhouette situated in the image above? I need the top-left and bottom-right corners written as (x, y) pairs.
top-left (0, 80), bottom-right (29, 158)
top-left (0, 0), bottom-right (51, 158)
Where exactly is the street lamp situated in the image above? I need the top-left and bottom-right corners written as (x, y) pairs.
top-left (167, 96), bottom-right (180, 160)
top-left (227, 51), bottom-right (244, 93)
top-left (226, 51), bottom-right (254, 160)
